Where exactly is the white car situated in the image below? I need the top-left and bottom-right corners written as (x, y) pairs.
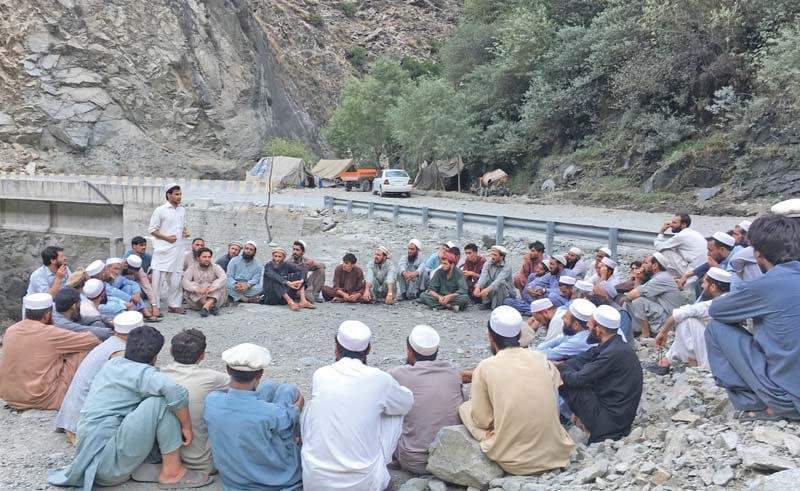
top-left (372, 169), bottom-right (413, 197)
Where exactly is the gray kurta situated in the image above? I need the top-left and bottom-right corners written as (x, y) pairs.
top-left (365, 260), bottom-right (396, 301)
top-left (397, 254), bottom-right (423, 299)
top-left (181, 262), bottom-right (228, 308)
top-left (476, 259), bottom-right (515, 308)
top-left (628, 271), bottom-right (685, 333)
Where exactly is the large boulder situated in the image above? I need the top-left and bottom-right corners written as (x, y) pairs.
top-left (749, 468), bottom-right (800, 491)
top-left (426, 425), bottom-right (505, 489)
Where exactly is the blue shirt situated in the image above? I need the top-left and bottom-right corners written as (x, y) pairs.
top-left (27, 265), bottom-right (71, 296)
top-left (536, 329), bottom-right (596, 361)
top-left (124, 249), bottom-right (152, 273)
top-left (205, 388), bottom-right (302, 491)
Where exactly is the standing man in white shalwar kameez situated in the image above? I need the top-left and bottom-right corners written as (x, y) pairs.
top-left (301, 321), bottom-right (414, 491)
top-left (148, 183), bottom-right (190, 316)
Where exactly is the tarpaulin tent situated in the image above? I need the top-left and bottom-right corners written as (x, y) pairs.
top-left (311, 159), bottom-right (354, 179)
top-left (413, 159), bottom-right (464, 191)
top-left (247, 156), bottom-right (312, 188)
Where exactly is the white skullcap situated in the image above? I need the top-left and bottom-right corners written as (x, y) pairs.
top-left (83, 278), bottom-right (105, 299)
top-left (296, 239), bottom-right (308, 251)
top-left (489, 306), bottom-right (522, 337)
top-left (569, 298), bottom-right (596, 322)
top-left (337, 320), bottom-right (372, 352)
top-left (569, 247), bottom-right (583, 256)
top-left (707, 266), bottom-right (732, 283)
top-left (558, 275), bottom-right (576, 286)
top-left (377, 245), bottom-right (390, 257)
top-left (105, 257), bottom-right (123, 266)
top-left (245, 240), bottom-right (258, 248)
top-left (113, 311), bottom-right (143, 334)
top-left (709, 232), bottom-right (735, 248)
top-left (164, 182), bottom-right (180, 194)
top-left (738, 220), bottom-right (752, 232)
top-left (652, 252), bottom-right (669, 269)
top-left (85, 260), bottom-right (105, 277)
top-left (443, 241), bottom-right (455, 249)
top-left (222, 343), bottom-right (272, 371)
top-left (490, 245), bottom-right (508, 256)
top-left (408, 325), bottom-right (440, 356)
top-left (541, 260), bottom-right (551, 271)
top-left (408, 239), bottom-right (422, 249)
top-left (23, 293), bottom-right (53, 310)
top-left (601, 257), bottom-right (617, 269)
top-left (552, 254), bottom-right (567, 266)
top-left (598, 247), bottom-right (612, 257)
top-left (594, 305), bottom-right (621, 329)
top-left (125, 255), bottom-right (142, 268)
top-left (729, 246), bottom-right (757, 272)
top-left (575, 280), bottom-right (594, 292)
top-left (530, 298), bottom-right (554, 313)
top-left (772, 198), bottom-right (800, 217)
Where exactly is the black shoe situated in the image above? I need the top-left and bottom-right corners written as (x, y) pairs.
top-left (645, 363), bottom-right (671, 376)
top-left (210, 305), bottom-right (220, 316)
top-left (478, 303), bottom-right (491, 310)
top-left (200, 308), bottom-right (210, 318)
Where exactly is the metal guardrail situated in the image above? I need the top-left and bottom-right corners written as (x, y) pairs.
top-left (324, 196), bottom-right (656, 260)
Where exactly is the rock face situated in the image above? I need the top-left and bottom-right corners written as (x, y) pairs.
top-left (0, 0), bottom-right (459, 175)
top-left (427, 425), bottom-right (505, 489)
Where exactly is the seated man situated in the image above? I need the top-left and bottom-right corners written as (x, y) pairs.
top-left (584, 247), bottom-right (616, 285)
top-left (215, 240), bottom-right (242, 273)
top-left (302, 321), bottom-right (413, 491)
top-left (363, 246), bottom-right (397, 305)
top-left (677, 232), bottom-right (735, 291)
top-left (420, 252), bottom-right (469, 312)
top-left (55, 311), bottom-right (139, 443)
top-left (732, 220), bottom-right (751, 247)
top-left (321, 253), bottom-right (365, 303)
top-left (417, 241), bottom-right (453, 292)
top-left (0, 293), bottom-right (99, 410)
top-left (162, 329), bottom-right (230, 475)
top-left (262, 247), bottom-right (315, 311)
top-left (80, 278), bottom-right (122, 323)
top-left (103, 258), bottom-right (157, 321)
top-left (558, 306), bottom-right (643, 443)
top-left (290, 240), bottom-right (327, 302)
top-left (705, 211), bottom-right (800, 421)
top-left (459, 306), bottom-right (574, 474)
top-left (27, 245), bottom-right (70, 299)
top-left (649, 267), bottom-right (732, 375)
top-left (205, 343), bottom-right (303, 489)
top-left (474, 245), bottom-right (516, 310)
top-left (461, 243), bottom-right (487, 302)
top-left (85, 260), bottom-right (132, 317)
top-left (536, 299), bottom-right (597, 362)
top-left (550, 275), bottom-right (576, 307)
top-left (513, 241), bottom-right (545, 295)
top-left (653, 212), bottom-right (708, 279)
top-left (122, 254), bottom-right (156, 309)
top-left (48, 325), bottom-right (213, 489)
top-left (182, 247), bottom-right (227, 317)
top-left (388, 325), bottom-right (463, 474)
top-left (226, 240), bottom-right (263, 303)
top-left (184, 237), bottom-right (206, 271)
top-left (397, 239), bottom-right (423, 300)
top-left (52, 287), bottom-right (112, 340)
top-left (527, 298), bottom-right (564, 342)
top-left (565, 247), bottom-right (588, 279)
top-left (624, 252), bottom-right (686, 337)
top-left (728, 246), bottom-right (763, 291)
top-left (504, 258), bottom-right (552, 314)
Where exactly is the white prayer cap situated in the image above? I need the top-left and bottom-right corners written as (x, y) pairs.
top-left (113, 311), bottom-right (143, 334)
top-left (83, 279), bottom-right (105, 299)
top-left (23, 293), bottom-right (53, 310)
top-left (222, 343), bottom-right (272, 371)
top-left (489, 245), bottom-right (508, 256)
top-left (601, 257), bottom-right (618, 269)
top-left (85, 260), bottom-right (105, 277)
top-left (569, 298), bottom-right (596, 322)
top-left (125, 255), bottom-right (142, 268)
top-left (105, 257), bottom-right (123, 266)
top-left (408, 239), bottom-right (422, 250)
top-left (164, 182), bottom-right (180, 194)
top-left (552, 254), bottom-right (567, 266)
top-left (245, 240), bottom-right (258, 248)
top-left (738, 220), bottom-right (752, 232)
top-left (707, 267), bottom-right (732, 283)
top-left (569, 247), bottom-right (583, 256)
top-left (377, 245), bottom-right (390, 257)
top-left (489, 306), bottom-right (522, 337)
top-left (443, 241), bottom-right (455, 249)
top-left (337, 320), bottom-right (372, 352)
top-left (708, 232), bottom-right (735, 248)
top-left (598, 247), bottom-right (612, 257)
top-left (295, 240), bottom-right (308, 251)
top-left (541, 260), bottom-right (551, 271)
top-left (593, 305), bottom-right (621, 330)
top-left (558, 275), bottom-right (576, 286)
top-left (730, 246), bottom-right (757, 272)
top-left (530, 298), bottom-right (554, 313)
top-left (575, 280), bottom-right (594, 293)
top-left (772, 198), bottom-right (800, 217)
top-left (652, 252), bottom-right (669, 269)
top-left (408, 325), bottom-right (440, 356)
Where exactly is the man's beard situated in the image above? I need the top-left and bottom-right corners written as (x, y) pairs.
top-left (586, 329), bottom-right (600, 344)
top-left (242, 252), bottom-right (254, 261)
top-left (671, 225), bottom-right (683, 233)
top-left (199, 262), bottom-right (210, 269)
top-left (100, 294), bottom-right (108, 305)
top-left (566, 259), bottom-right (578, 269)
top-left (563, 321), bottom-right (577, 336)
top-left (108, 273), bottom-right (119, 284)
top-left (70, 309), bottom-right (81, 323)
top-left (407, 253), bottom-right (418, 263)
top-left (292, 253), bottom-right (302, 261)
top-left (490, 343), bottom-right (498, 355)
top-left (642, 271), bottom-right (653, 282)
top-left (700, 290), bottom-right (713, 301)
top-left (375, 258), bottom-right (386, 266)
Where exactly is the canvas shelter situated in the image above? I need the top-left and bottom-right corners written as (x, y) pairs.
top-left (413, 159), bottom-right (464, 191)
top-left (247, 156), bottom-right (312, 188)
top-left (311, 159), bottom-right (354, 180)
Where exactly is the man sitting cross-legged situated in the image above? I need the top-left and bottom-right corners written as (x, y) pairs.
top-left (182, 247), bottom-right (227, 317)
top-left (649, 267), bottom-right (732, 375)
top-left (624, 252), bottom-right (686, 337)
top-left (290, 239), bottom-right (326, 302)
top-left (461, 243), bottom-right (487, 303)
top-left (162, 329), bottom-right (230, 476)
top-left (397, 239), bottom-right (424, 300)
top-left (205, 343), bottom-right (304, 490)
top-left (262, 246), bottom-right (315, 311)
top-left (363, 246), bottom-right (397, 305)
top-left (460, 306), bottom-right (574, 475)
top-left (52, 287), bottom-right (112, 340)
top-left (226, 240), bottom-right (263, 304)
top-left (535, 298), bottom-right (597, 362)
top-left (473, 245), bottom-right (516, 310)
top-left (321, 253), bottom-right (365, 303)
top-left (420, 252), bottom-right (470, 312)
top-left (48, 325), bottom-right (213, 490)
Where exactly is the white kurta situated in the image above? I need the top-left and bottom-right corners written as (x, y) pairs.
top-left (148, 202), bottom-right (187, 273)
top-left (666, 299), bottom-right (713, 367)
top-left (654, 228), bottom-right (707, 277)
top-left (301, 357), bottom-right (414, 491)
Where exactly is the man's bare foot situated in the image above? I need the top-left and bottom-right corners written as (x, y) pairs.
top-left (288, 302), bottom-right (300, 311)
top-left (301, 301), bottom-right (316, 309)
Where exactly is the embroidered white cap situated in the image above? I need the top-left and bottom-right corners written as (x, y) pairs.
top-left (569, 298), bottom-right (596, 322)
top-left (114, 311), bottom-right (143, 334)
top-left (23, 293), bottom-right (53, 310)
top-left (408, 325), bottom-right (440, 356)
top-left (489, 306), bottom-right (522, 337)
top-left (337, 320), bottom-right (372, 352)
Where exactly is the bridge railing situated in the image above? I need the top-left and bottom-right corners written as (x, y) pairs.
top-left (324, 196), bottom-right (655, 259)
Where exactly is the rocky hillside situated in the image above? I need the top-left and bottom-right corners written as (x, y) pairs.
top-left (0, 0), bottom-right (460, 177)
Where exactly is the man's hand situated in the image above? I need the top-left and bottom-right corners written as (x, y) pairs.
top-left (182, 229), bottom-right (191, 238)
top-left (125, 303), bottom-right (135, 311)
top-left (295, 392), bottom-right (305, 410)
top-left (306, 259), bottom-right (317, 268)
top-left (385, 293), bottom-right (394, 305)
top-left (677, 275), bottom-right (688, 291)
top-left (55, 264), bottom-right (68, 279)
top-left (181, 426), bottom-right (193, 447)
top-left (659, 222), bottom-right (671, 234)
top-left (527, 317), bottom-right (540, 329)
top-left (164, 235), bottom-right (178, 244)
top-left (461, 369), bottom-right (474, 384)
top-left (131, 292), bottom-right (142, 304)
top-left (363, 289), bottom-right (372, 303)
top-left (473, 286), bottom-right (481, 297)
top-left (438, 295), bottom-right (449, 306)
top-left (532, 288), bottom-right (545, 297)
top-left (654, 330), bottom-right (668, 349)
top-left (288, 280), bottom-right (303, 290)
top-left (234, 283), bottom-right (247, 292)
top-left (707, 257), bottom-right (719, 267)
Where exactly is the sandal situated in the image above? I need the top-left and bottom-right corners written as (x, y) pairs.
top-left (144, 316), bottom-right (162, 323)
top-left (735, 409), bottom-right (783, 422)
top-left (158, 469), bottom-right (214, 489)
